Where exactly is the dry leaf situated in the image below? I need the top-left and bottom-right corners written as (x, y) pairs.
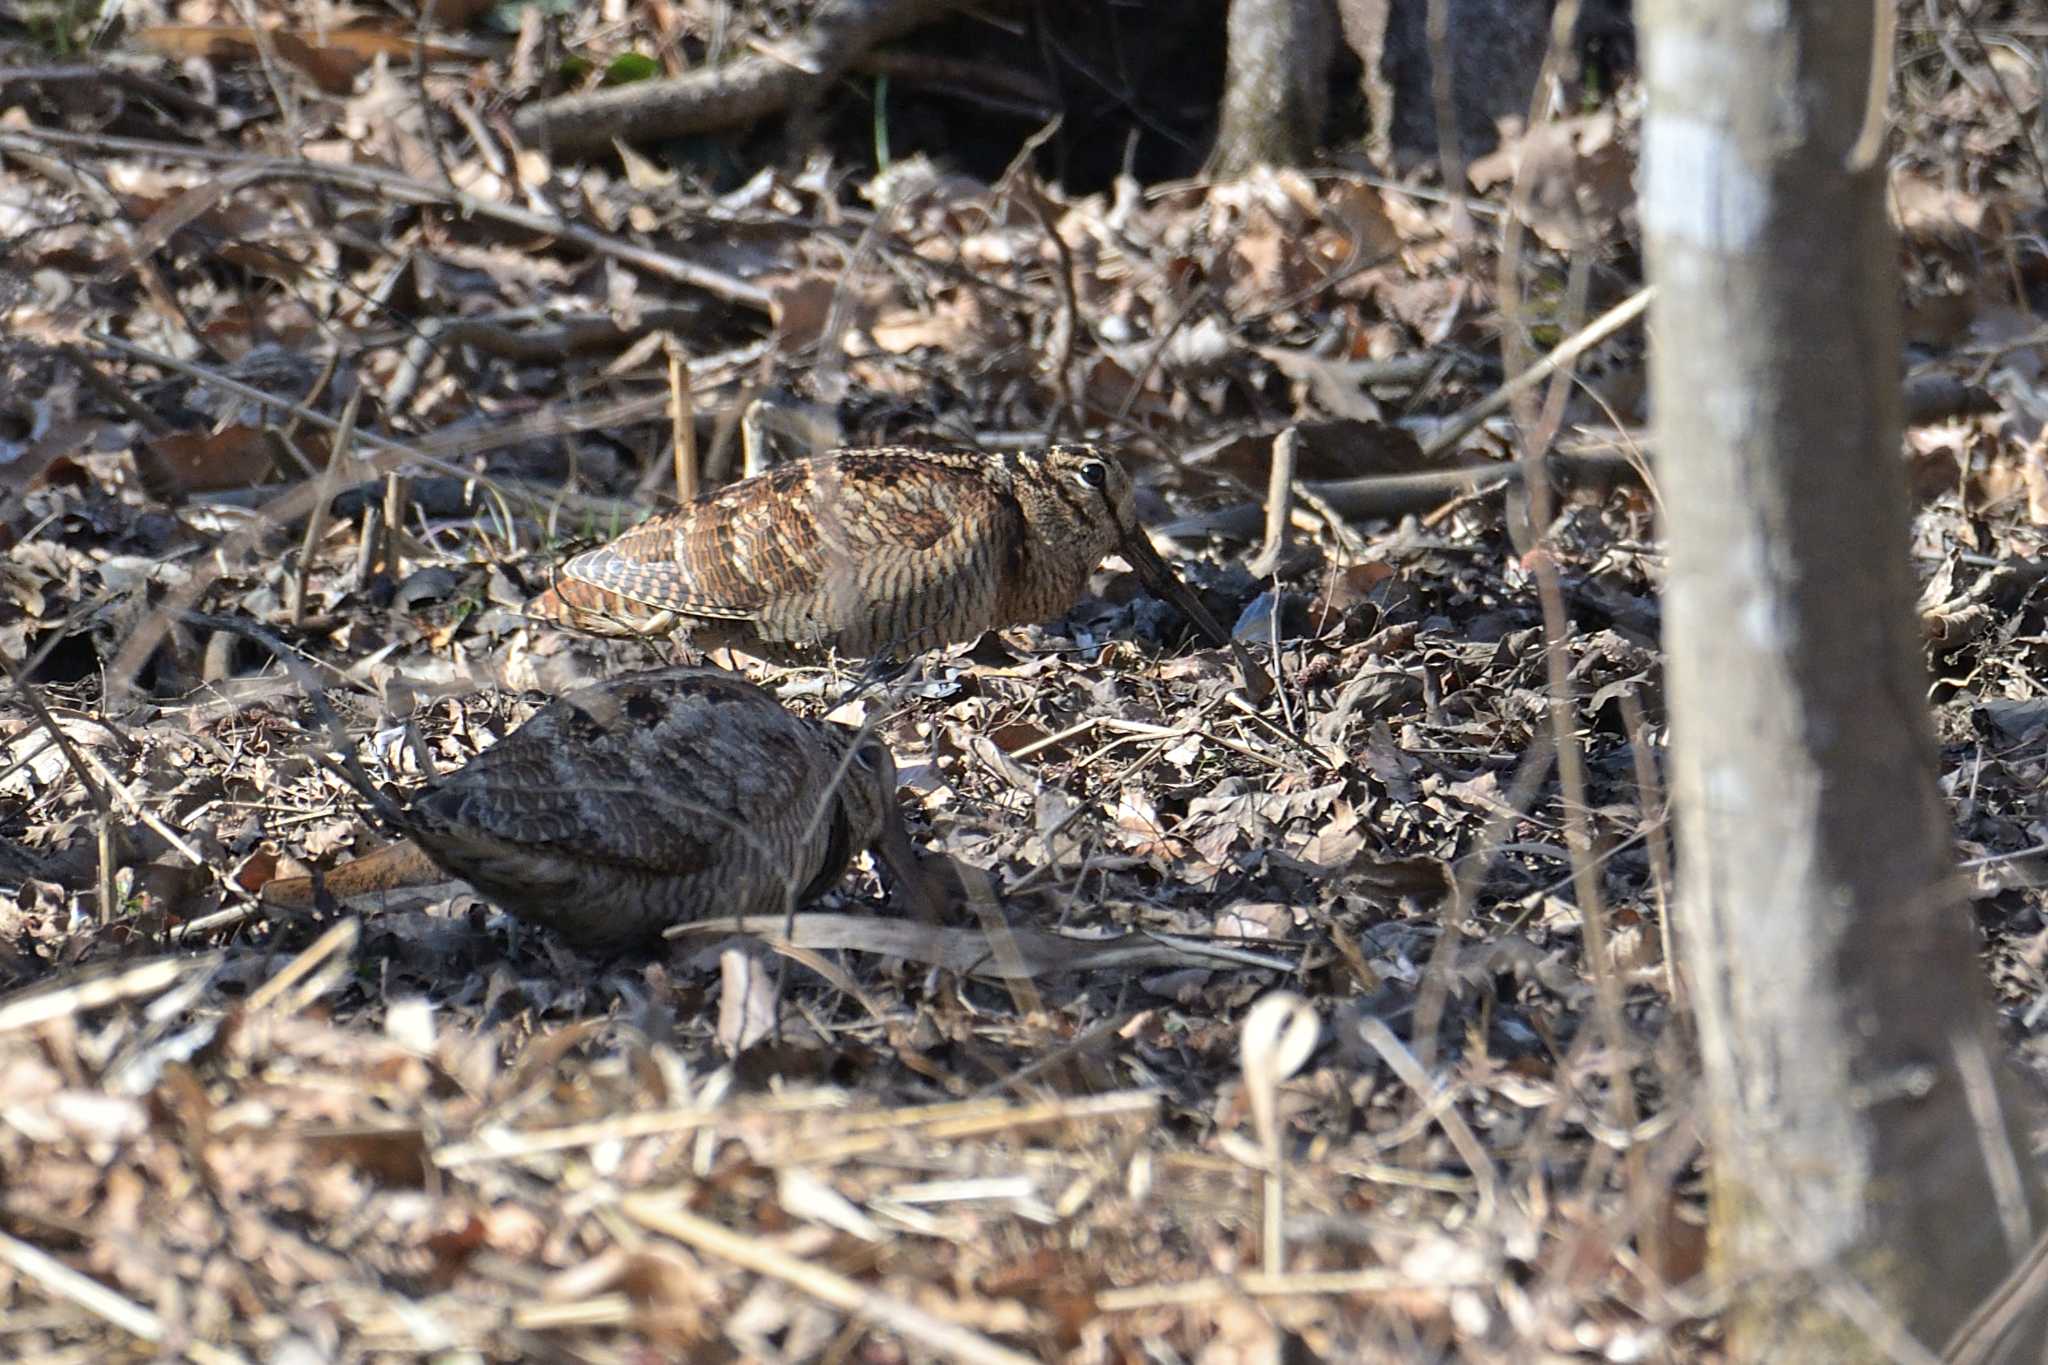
top-left (134, 24), bottom-right (477, 95)
top-left (135, 425), bottom-right (287, 499)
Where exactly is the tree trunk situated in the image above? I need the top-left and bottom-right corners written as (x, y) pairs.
top-left (1641, 2), bottom-right (2043, 1358)
top-left (1207, 0), bottom-right (1336, 175)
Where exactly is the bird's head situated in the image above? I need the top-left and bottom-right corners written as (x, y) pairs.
top-left (1032, 445), bottom-right (1270, 699)
top-left (830, 732), bottom-right (941, 922)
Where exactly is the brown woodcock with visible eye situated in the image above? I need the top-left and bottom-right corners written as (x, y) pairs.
top-left (524, 444), bottom-right (1273, 699)
top-left (261, 667), bottom-right (929, 949)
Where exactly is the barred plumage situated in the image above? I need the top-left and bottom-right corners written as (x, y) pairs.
top-left (263, 668), bottom-right (927, 948)
top-left (525, 445), bottom-right (1270, 695)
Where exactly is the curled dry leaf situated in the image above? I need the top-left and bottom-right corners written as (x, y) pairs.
top-left (1238, 990), bottom-right (1319, 1162)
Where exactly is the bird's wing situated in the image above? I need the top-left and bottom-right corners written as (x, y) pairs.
top-left (521, 575), bottom-right (680, 637)
top-left (413, 672), bottom-right (831, 881)
top-left (556, 452), bottom-right (1023, 646)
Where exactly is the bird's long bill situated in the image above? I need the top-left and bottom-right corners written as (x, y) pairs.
top-left (876, 803), bottom-right (944, 925)
top-left (1120, 531), bottom-right (1276, 702)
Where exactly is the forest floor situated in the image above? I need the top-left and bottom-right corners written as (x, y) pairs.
top-left (3, 2), bottom-right (2047, 1360)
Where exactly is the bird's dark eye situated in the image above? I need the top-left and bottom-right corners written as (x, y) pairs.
top-left (1074, 460), bottom-right (1109, 490)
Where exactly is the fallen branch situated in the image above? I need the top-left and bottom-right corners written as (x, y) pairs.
top-left (0, 126), bottom-right (771, 313)
top-left (0, 1228), bottom-right (247, 1365)
top-left (1157, 448), bottom-right (1647, 541)
top-left (669, 912), bottom-right (1298, 979)
top-left (195, 474), bottom-right (641, 533)
top-left (512, 0), bottom-right (961, 155)
top-left (622, 1195), bottom-right (1039, 1365)
top-left (1423, 285), bottom-right (1654, 457)
top-left (1246, 426), bottom-right (1301, 578)
top-left (0, 62), bottom-right (217, 120)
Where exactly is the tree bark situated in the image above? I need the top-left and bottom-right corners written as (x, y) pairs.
top-left (1207, 0), bottom-right (1336, 175)
top-left (1642, 3), bottom-right (2043, 1357)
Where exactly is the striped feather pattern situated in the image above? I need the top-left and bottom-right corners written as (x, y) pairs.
top-left (524, 445), bottom-right (1144, 658)
top-left (379, 668), bottom-right (912, 946)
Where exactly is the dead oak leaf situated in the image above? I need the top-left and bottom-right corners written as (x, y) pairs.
top-left (1112, 786), bottom-right (1186, 864)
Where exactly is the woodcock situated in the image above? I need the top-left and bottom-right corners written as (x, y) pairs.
top-left (525, 444), bottom-right (1273, 698)
top-left (261, 668), bottom-right (928, 949)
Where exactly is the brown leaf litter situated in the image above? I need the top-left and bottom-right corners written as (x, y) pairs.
top-left (4, 3), bottom-right (2048, 1357)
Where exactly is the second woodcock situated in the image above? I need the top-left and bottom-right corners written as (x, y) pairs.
top-left (525, 444), bottom-right (1271, 695)
top-left (264, 668), bottom-right (927, 948)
